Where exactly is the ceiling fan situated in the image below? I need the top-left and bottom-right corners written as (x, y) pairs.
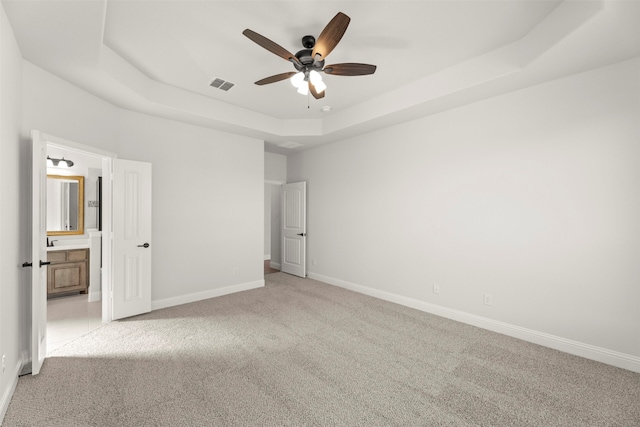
top-left (243, 12), bottom-right (376, 99)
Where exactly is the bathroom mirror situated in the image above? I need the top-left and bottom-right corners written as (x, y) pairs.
top-left (47, 175), bottom-right (84, 236)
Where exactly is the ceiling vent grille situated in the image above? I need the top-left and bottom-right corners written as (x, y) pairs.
top-left (210, 78), bottom-right (234, 91)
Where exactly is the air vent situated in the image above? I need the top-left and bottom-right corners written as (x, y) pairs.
top-left (210, 78), bottom-right (234, 91)
top-left (210, 78), bottom-right (224, 88)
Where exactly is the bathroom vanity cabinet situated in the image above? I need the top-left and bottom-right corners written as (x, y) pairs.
top-left (47, 248), bottom-right (89, 297)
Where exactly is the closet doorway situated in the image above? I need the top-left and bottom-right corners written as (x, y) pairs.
top-left (264, 182), bottom-right (282, 275)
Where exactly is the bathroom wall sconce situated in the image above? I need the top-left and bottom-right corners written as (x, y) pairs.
top-left (47, 156), bottom-right (74, 168)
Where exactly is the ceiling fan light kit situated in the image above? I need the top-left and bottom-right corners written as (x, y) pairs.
top-left (243, 12), bottom-right (376, 100)
top-left (291, 69), bottom-right (326, 95)
top-left (290, 72), bottom-right (305, 88)
top-left (297, 82), bottom-right (309, 96)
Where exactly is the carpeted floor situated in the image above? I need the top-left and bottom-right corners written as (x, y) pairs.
top-left (4, 272), bottom-right (640, 426)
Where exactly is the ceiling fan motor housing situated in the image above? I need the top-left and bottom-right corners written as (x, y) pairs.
top-left (301, 35), bottom-right (315, 49)
top-left (294, 49), bottom-right (324, 72)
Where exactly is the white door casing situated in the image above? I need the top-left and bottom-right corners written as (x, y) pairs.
top-left (112, 159), bottom-right (152, 320)
top-left (31, 130), bottom-right (47, 375)
top-left (281, 182), bottom-right (306, 278)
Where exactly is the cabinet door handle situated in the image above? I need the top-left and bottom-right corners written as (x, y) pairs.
top-left (137, 243), bottom-right (150, 248)
top-left (39, 260), bottom-right (51, 267)
top-left (22, 262), bottom-right (33, 268)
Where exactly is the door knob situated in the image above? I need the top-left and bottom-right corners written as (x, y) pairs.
top-left (39, 260), bottom-right (51, 267)
top-left (22, 262), bottom-right (33, 268)
top-left (137, 243), bottom-right (150, 248)
top-left (297, 233), bottom-right (306, 237)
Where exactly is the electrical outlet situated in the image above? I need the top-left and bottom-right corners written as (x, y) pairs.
top-left (2, 354), bottom-right (5, 373)
top-left (312, 259), bottom-right (317, 266)
top-left (233, 267), bottom-right (239, 276)
top-left (484, 293), bottom-right (493, 306)
top-left (433, 283), bottom-right (440, 294)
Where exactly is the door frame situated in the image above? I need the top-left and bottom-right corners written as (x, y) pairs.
top-left (40, 132), bottom-right (116, 324)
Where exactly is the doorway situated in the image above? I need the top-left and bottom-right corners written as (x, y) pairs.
top-left (43, 138), bottom-right (113, 354)
top-left (264, 182), bottom-right (282, 274)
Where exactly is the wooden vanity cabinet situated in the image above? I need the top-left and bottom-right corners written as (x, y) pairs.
top-left (47, 248), bottom-right (89, 297)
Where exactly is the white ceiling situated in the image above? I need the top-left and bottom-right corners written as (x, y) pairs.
top-left (3, 0), bottom-right (639, 154)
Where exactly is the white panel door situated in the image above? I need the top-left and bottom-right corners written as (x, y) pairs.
top-left (30, 130), bottom-right (48, 375)
top-left (112, 159), bottom-right (152, 320)
top-left (281, 182), bottom-right (306, 277)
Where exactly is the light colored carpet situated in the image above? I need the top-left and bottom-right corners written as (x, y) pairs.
top-left (4, 272), bottom-right (640, 426)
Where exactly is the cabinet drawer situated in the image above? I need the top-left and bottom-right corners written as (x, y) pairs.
top-left (67, 249), bottom-right (88, 261)
top-left (47, 251), bottom-right (67, 263)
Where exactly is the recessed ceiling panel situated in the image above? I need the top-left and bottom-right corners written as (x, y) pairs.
top-left (102, 1), bottom-right (561, 120)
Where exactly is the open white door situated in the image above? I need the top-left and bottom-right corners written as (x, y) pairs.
top-left (30, 130), bottom-right (48, 375)
top-left (281, 182), bottom-right (306, 278)
top-left (112, 159), bottom-right (152, 320)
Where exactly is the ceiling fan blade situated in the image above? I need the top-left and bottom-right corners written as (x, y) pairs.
top-left (255, 72), bottom-right (297, 86)
top-left (310, 82), bottom-right (325, 99)
top-left (323, 63), bottom-right (377, 76)
top-left (243, 29), bottom-right (301, 66)
top-left (311, 12), bottom-right (350, 60)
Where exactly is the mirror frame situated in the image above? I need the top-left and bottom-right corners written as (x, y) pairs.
top-left (47, 174), bottom-right (85, 236)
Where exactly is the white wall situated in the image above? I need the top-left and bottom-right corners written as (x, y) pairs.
top-left (22, 63), bottom-right (119, 154)
top-left (265, 151), bottom-right (286, 183)
top-left (288, 58), bottom-right (640, 370)
top-left (0, 3), bottom-right (25, 420)
top-left (116, 110), bottom-right (264, 303)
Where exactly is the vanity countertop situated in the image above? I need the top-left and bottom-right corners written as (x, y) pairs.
top-left (47, 243), bottom-right (89, 252)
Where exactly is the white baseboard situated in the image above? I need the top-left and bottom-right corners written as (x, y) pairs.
top-left (270, 261), bottom-right (281, 270)
top-left (0, 359), bottom-right (22, 424)
top-left (308, 272), bottom-right (640, 373)
top-left (151, 280), bottom-right (265, 311)
top-left (87, 290), bottom-right (101, 302)
top-left (264, 254), bottom-right (270, 260)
